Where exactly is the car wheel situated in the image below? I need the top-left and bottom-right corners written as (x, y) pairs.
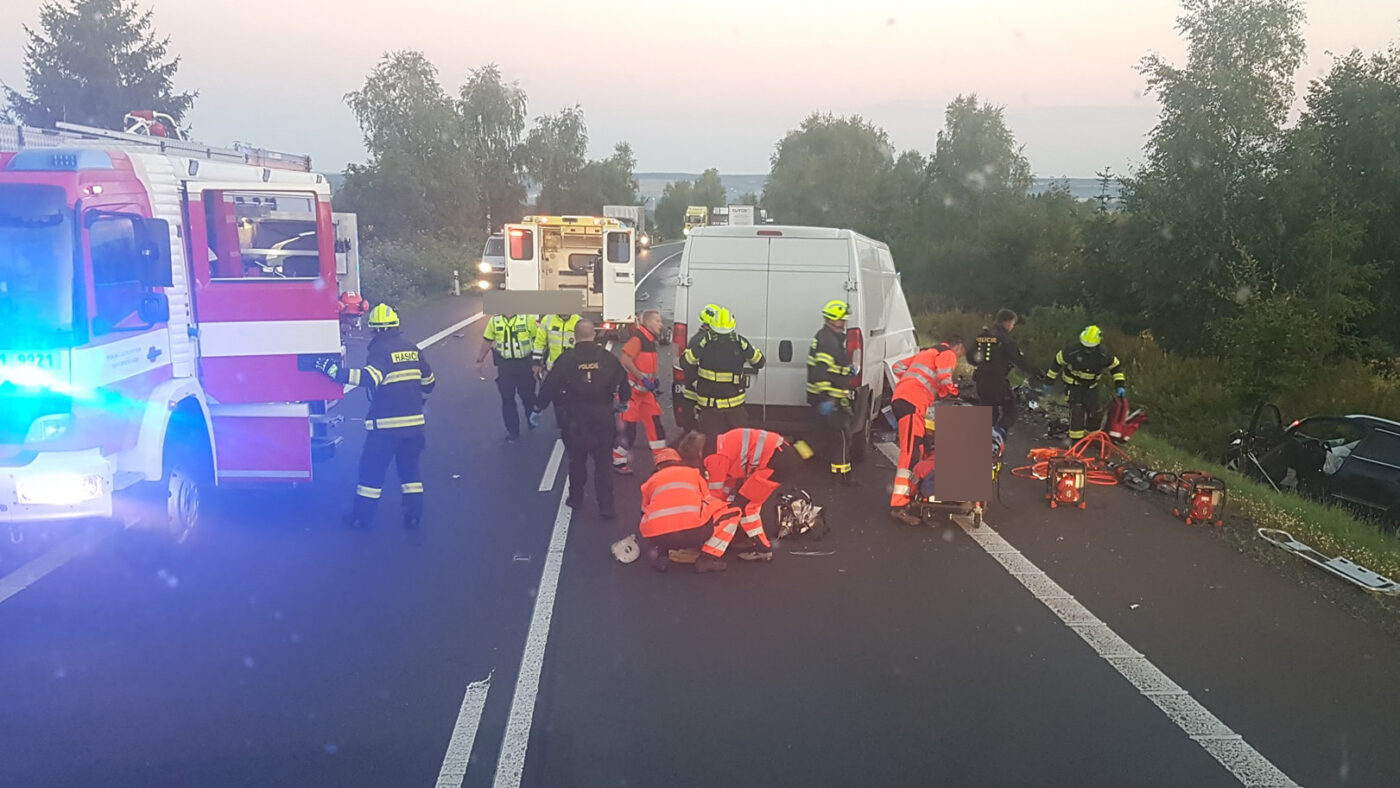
top-left (1221, 448), bottom-right (1242, 473)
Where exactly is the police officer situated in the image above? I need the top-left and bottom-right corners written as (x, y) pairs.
top-left (316, 303), bottom-right (434, 529)
top-left (530, 320), bottom-right (630, 519)
top-left (476, 312), bottom-right (541, 442)
top-left (807, 299), bottom-right (858, 486)
top-left (1044, 325), bottom-right (1126, 443)
top-left (681, 307), bottom-right (764, 450)
top-left (534, 312), bottom-right (581, 374)
top-left (972, 308), bottom-right (1040, 434)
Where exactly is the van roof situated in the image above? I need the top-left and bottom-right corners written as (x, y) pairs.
top-left (686, 224), bottom-right (885, 246)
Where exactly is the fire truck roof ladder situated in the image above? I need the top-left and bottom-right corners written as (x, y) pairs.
top-left (6, 121), bottom-right (316, 173)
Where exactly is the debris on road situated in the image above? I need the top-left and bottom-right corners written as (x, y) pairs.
top-left (1130, 603), bottom-right (1140, 609)
top-left (790, 550), bottom-right (836, 557)
top-left (1258, 528), bottom-right (1400, 596)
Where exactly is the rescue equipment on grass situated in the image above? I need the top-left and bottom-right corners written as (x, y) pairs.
top-left (1106, 396), bottom-right (1147, 443)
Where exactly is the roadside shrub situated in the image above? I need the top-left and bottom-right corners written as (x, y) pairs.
top-left (358, 234), bottom-right (484, 306)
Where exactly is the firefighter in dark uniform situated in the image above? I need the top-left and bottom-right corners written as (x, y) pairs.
top-left (807, 299), bottom-right (858, 486)
top-left (681, 306), bottom-right (764, 452)
top-left (972, 308), bottom-right (1041, 434)
top-left (675, 303), bottom-right (720, 432)
top-left (475, 312), bottom-right (541, 442)
top-left (530, 319), bottom-right (630, 519)
top-left (316, 303), bottom-right (434, 529)
top-left (1044, 324), bottom-right (1126, 442)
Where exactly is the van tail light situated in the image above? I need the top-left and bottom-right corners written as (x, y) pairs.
top-left (672, 322), bottom-right (688, 385)
top-left (846, 328), bottom-right (864, 389)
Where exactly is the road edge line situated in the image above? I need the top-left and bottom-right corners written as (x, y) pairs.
top-left (491, 493), bottom-right (573, 788)
top-left (434, 670), bottom-right (494, 788)
top-left (538, 439), bottom-right (565, 493)
top-left (419, 312), bottom-right (486, 350)
top-left (635, 250), bottom-right (681, 290)
top-left (876, 442), bottom-right (1299, 788)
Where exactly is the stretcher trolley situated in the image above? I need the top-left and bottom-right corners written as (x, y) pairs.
top-left (908, 408), bottom-right (1006, 527)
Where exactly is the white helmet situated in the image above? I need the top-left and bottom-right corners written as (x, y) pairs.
top-left (610, 534), bottom-right (640, 564)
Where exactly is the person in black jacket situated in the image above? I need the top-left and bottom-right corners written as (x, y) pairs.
top-left (972, 309), bottom-right (1041, 434)
top-left (807, 299), bottom-right (858, 485)
top-left (317, 303), bottom-right (435, 529)
top-left (680, 307), bottom-right (764, 452)
top-left (531, 320), bottom-right (630, 518)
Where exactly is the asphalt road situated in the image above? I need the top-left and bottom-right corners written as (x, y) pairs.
top-left (2, 240), bottom-right (1398, 787)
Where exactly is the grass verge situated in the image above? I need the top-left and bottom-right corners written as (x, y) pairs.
top-left (1127, 431), bottom-right (1400, 583)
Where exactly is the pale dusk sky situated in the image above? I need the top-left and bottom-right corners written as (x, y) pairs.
top-left (2, 0), bottom-right (1397, 177)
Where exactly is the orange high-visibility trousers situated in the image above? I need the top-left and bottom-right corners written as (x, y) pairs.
top-left (703, 505), bottom-right (770, 557)
top-left (889, 400), bottom-right (925, 508)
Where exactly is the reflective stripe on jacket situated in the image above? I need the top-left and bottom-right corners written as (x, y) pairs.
top-left (640, 465), bottom-right (716, 538)
top-left (335, 330), bottom-right (434, 431)
top-left (485, 314), bottom-right (541, 361)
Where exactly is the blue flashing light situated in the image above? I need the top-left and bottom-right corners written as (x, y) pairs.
top-left (6, 148), bottom-right (115, 172)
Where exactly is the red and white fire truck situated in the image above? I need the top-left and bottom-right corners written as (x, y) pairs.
top-left (0, 119), bottom-right (346, 540)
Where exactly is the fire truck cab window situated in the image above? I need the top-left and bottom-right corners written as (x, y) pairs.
top-left (207, 191), bottom-right (323, 281)
top-left (89, 216), bottom-right (143, 334)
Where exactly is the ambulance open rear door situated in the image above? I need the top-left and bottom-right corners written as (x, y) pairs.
top-left (503, 223), bottom-right (541, 291)
top-left (601, 226), bottom-right (635, 327)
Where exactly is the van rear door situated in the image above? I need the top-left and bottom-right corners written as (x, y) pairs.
top-left (764, 234), bottom-right (852, 420)
top-left (681, 232), bottom-right (770, 411)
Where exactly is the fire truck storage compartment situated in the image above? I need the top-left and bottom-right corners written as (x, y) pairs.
top-left (185, 188), bottom-right (343, 405)
top-left (209, 403), bottom-right (313, 482)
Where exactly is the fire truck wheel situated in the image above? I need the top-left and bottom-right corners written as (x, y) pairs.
top-left (160, 420), bottom-right (213, 544)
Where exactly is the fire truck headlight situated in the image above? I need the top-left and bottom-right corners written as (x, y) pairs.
top-left (25, 413), bottom-right (73, 443)
top-left (477, 261), bottom-right (492, 274)
top-left (16, 472), bottom-right (104, 505)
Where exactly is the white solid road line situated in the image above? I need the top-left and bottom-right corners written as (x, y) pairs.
top-left (635, 250), bottom-right (681, 290)
top-left (538, 439), bottom-right (565, 493)
top-left (419, 312), bottom-right (486, 350)
top-left (876, 444), bottom-right (1298, 787)
top-left (492, 493), bottom-right (573, 788)
top-left (435, 671), bottom-right (494, 788)
top-left (0, 522), bottom-right (119, 606)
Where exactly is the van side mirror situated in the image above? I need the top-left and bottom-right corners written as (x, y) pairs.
top-left (138, 292), bottom-right (171, 325)
top-left (138, 218), bottom-right (174, 288)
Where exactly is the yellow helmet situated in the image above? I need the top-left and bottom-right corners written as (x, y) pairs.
top-left (710, 307), bottom-right (736, 335)
top-left (822, 299), bottom-right (850, 321)
top-left (1079, 325), bottom-right (1102, 347)
top-left (368, 303), bottom-right (400, 330)
top-left (699, 303), bottom-right (720, 327)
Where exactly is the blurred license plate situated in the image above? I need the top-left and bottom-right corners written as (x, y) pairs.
top-left (0, 351), bottom-right (63, 370)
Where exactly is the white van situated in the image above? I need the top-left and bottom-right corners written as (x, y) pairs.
top-left (671, 225), bottom-right (919, 456)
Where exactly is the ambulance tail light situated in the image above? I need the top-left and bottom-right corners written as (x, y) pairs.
top-left (846, 328), bottom-right (864, 388)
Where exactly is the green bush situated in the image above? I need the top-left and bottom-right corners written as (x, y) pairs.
top-left (359, 235), bottom-right (484, 306)
top-left (916, 307), bottom-right (1400, 459)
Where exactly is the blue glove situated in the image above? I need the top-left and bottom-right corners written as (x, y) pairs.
top-left (816, 400), bottom-right (837, 417)
top-left (1116, 387), bottom-right (1126, 398)
top-left (849, 363), bottom-right (861, 378)
top-left (642, 376), bottom-right (660, 393)
top-left (615, 400), bottom-right (628, 414)
top-left (314, 357), bottom-right (340, 380)
top-left (527, 410), bottom-right (543, 429)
